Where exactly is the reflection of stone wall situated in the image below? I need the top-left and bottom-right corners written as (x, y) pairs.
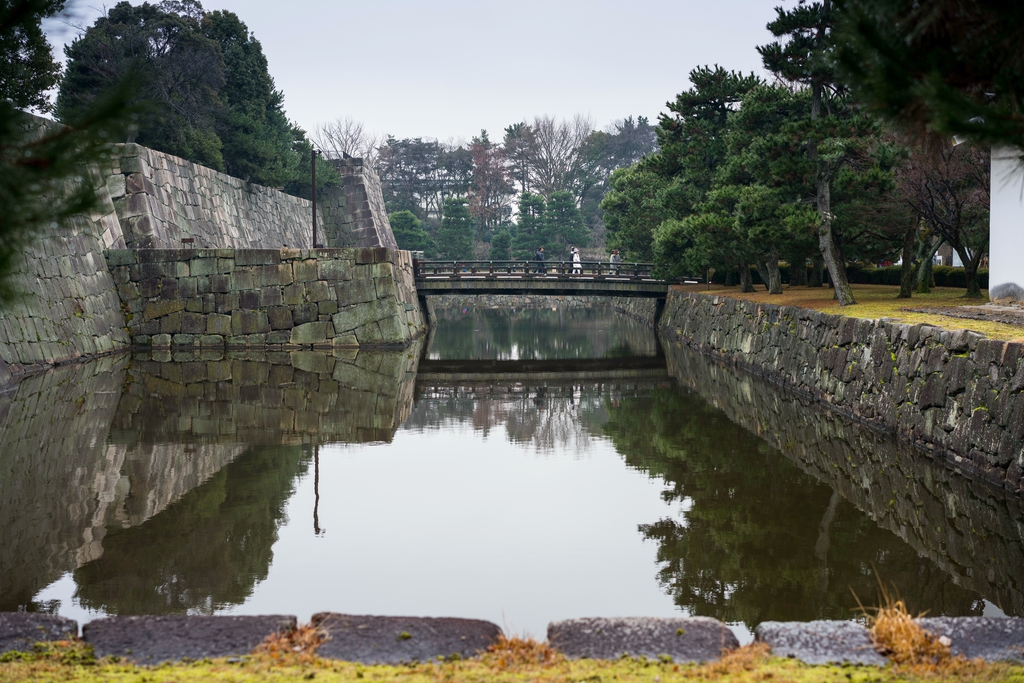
top-left (0, 356), bottom-right (127, 608)
top-left (113, 348), bottom-right (420, 445)
top-left (108, 248), bottom-right (426, 348)
top-left (0, 355), bottom-right (253, 610)
top-left (659, 292), bottom-right (1024, 492)
top-left (663, 340), bottom-right (1024, 616)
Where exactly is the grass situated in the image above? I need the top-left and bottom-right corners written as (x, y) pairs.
top-left (674, 283), bottom-right (1024, 342)
top-left (3, 635), bottom-right (1024, 683)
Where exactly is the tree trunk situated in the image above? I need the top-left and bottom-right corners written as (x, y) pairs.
top-left (725, 268), bottom-right (736, 287)
top-left (956, 246), bottom-right (984, 299)
top-left (898, 221), bottom-right (916, 299)
top-left (754, 258), bottom-right (771, 292)
top-left (738, 261), bottom-right (754, 293)
top-left (917, 236), bottom-right (941, 294)
top-left (809, 254), bottom-right (824, 287)
top-left (817, 177), bottom-right (856, 305)
top-left (790, 255), bottom-right (808, 286)
top-left (765, 249), bottom-right (783, 294)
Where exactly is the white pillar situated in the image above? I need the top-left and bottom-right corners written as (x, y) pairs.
top-left (989, 146), bottom-right (1024, 302)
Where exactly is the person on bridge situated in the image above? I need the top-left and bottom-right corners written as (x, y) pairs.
top-left (610, 249), bottom-right (621, 275)
top-left (571, 247), bottom-right (582, 275)
top-left (533, 246), bottom-right (545, 274)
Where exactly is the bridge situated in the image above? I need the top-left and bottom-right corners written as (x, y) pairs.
top-left (415, 355), bottom-right (669, 384)
top-left (413, 260), bottom-right (694, 298)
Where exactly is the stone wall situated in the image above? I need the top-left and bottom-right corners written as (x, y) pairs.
top-left (0, 170), bottom-right (130, 382)
top-left (320, 158), bottom-right (397, 249)
top-left (108, 146), bottom-right (397, 251)
top-left (663, 340), bottom-right (1024, 616)
top-left (108, 247), bottom-right (425, 348)
top-left (658, 291), bottom-right (1024, 493)
top-left (0, 137), bottom-right (402, 381)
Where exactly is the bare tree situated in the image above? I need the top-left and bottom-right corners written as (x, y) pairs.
top-left (528, 114), bottom-right (595, 202)
top-left (312, 117), bottom-right (382, 167)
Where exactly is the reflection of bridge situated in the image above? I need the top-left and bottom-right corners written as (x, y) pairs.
top-left (415, 356), bottom-right (669, 383)
top-left (414, 260), bottom-right (692, 298)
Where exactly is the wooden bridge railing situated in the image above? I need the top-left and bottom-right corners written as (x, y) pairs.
top-left (414, 260), bottom-right (689, 282)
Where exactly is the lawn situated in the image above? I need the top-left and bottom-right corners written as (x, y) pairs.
top-left (3, 641), bottom-right (1024, 683)
top-left (674, 283), bottom-right (1024, 342)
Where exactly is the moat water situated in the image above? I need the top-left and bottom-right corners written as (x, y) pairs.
top-left (2, 307), bottom-right (1021, 643)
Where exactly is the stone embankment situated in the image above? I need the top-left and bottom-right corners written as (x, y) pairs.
top-left (663, 341), bottom-right (1024, 616)
top-left (109, 248), bottom-right (423, 348)
top-left (0, 137), bottom-right (413, 381)
top-left (650, 292), bottom-right (1024, 494)
top-left (2, 612), bottom-right (1022, 665)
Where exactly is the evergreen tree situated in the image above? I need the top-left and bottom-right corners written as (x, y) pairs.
top-left (1, 0), bottom-right (63, 112)
top-left (511, 192), bottom-right (546, 258)
top-left (758, 0), bottom-right (859, 305)
top-left (57, 1), bottom-right (227, 170)
top-left (389, 210), bottom-right (435, 255)
top-left (543, 190), bottom-right (589, 260)
top-left (488, 229), bottom-right (512, 261)
top-left (435, 197), bottom-right (474, 260)
top-left (200, 10), bottom-right (296, 187)
top-left (834, 0), bottom-right (1024, 151)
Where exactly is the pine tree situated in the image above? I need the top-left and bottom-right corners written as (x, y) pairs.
top-left (544, 191), bottom-right (588, 260)
top-left (511, 192), bottom-right (546, 258)
top-left (435, 197), bottom-right (474, 260)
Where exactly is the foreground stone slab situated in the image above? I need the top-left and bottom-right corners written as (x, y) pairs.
top-left (83, 615), bottom-right (296, 663)
top-left (311, 613), bottom-right (501, 663)
top-left (755, 621), bottom-right (886, 666)
top-left (0, 613), bottom-right (78, 654)
top-left (547, 617), bottom-right (738, 662)
top-left (918, 617), bottom-right (1024, 662)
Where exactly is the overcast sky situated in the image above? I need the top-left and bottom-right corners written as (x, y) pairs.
top-left (46, 0), bottom-right (796, 142)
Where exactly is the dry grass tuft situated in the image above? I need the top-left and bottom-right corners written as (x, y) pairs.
top-left (868, 598), bottom-right (950, 666)
top-left (252, 622), bottom-right (327, 666)
top-left (696, 642), bottom-right (772, 679)
top-left (479, 634), bottom-right (565, 670)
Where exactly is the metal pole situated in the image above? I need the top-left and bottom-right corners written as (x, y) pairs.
top-left (311, 148), bottom-right (318, 248)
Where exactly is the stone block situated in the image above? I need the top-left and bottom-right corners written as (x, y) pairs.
top-left (235, 249), bottom-right (280, 266)
top-left (312, 613), bottom-right (501, 664)
top-left (207, 313), bottom-right (232, 336)
top-left (210, 274), bottom-right (230, 293)
top-left (268, 307), bottom-right (294, 330)
top-left (266, 330), bottom-right (292, 345)
top-left (143, 299), bottom-right (184, 321)
top-left (261, 286), bottom-right (283, 307)
top-left (231, 310), bottom-right (270, 336)
top-left (548, 617), bottom-right (737, 662)
top-left (754, 621), bottom-right (885, 666)
top-left (293, 303), bottom-right (319, 325)
top-left (255, 264), bottom-right (293, 287)
top-left (290, 322), bottom-right (330, 345)
top-left (338, 277), bottom-right (376, 305)
top-left (917, 617), bottom-right (1024, 662)
top-left (239, 290), bottom-right (261, 310)
top-left (181, 312), bottom-right (206, 335)
top-left (198, 334), bottom-right (224, 347)
top-left (293, 259), bottom-right (318, 282)
top-left (0, 613), bottom-right (78, 654)
top-left (230, 270), bottom-right (255, 291)
top-left (152, 333), bottom-right (172, 347)
top-left (83, 615), bottom-right (296, 664)
top-left (307, 280), bottom-right (333, 302)
top-left (283, 283), bottom-right (306, 305)
top-left (159, 311), bottom-right (182, 334)
top-left (317, 259), bottom-right (350, 281)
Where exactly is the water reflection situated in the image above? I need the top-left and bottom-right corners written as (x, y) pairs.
top-left (0, 307), bottom-right (1019, 634)
top-left (426, 307), bottom-right (657, 360)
